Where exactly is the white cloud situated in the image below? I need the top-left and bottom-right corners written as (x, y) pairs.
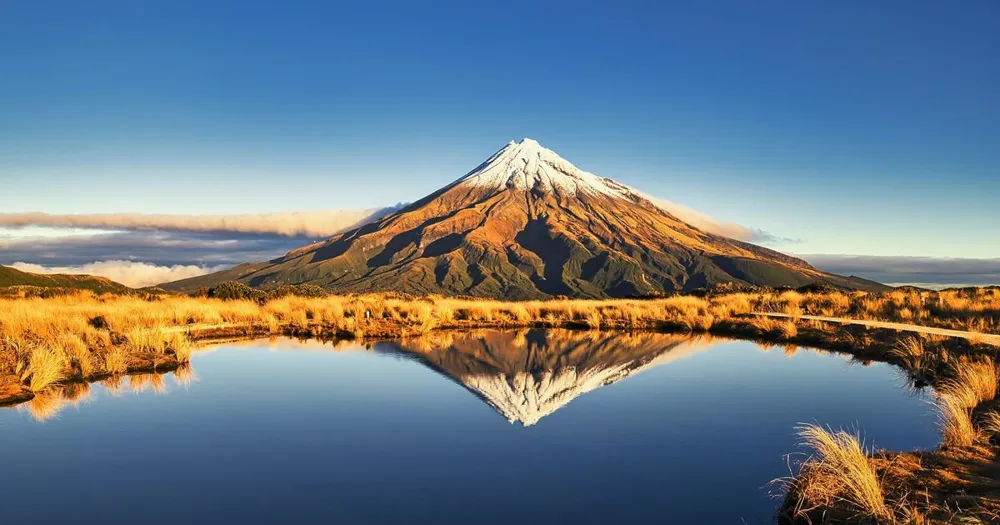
top-left (0, 198), bottom-right (795, 245)
top-left (0, 206), bottom-right (404, 238)
top-left (648, 197), bottom-right (753, 239)
top-left (9, 260), bottom-right (227, 288)
top-left (645, 197), bottom-right (795, 244)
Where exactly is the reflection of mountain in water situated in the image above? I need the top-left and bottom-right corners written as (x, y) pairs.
top-left (7, 331), bottom-right (722, 425)
top-left (379, 330), bottom-right (721, 426)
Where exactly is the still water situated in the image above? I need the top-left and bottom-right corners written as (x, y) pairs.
top-left (0, 330), bottom-right (938, 524)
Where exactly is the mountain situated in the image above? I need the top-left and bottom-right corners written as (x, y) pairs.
top-left (380, 330), bottom-right (720, 426)
top-left (165, 138), bottom-right (885, 297)
top-left (0, 264), bottom-right (132, 294)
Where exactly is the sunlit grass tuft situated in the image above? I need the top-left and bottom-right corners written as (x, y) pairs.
top-left (888, 336), bottom-right (926, 372)
top-left (103, 347), bottom-right (128, 375)
top-left (938, 394), bottom-right (977, 447)
top-left (24, 346), bottom-right (66, 391)
top-left (983, 410), bottom-right (1000, 435)
top-left (785, 423), bottom-right (893, 522)
top-left (939, 359), bottom-right (998, 409)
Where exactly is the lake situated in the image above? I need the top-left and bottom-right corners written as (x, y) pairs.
top-left (0, 330), bottom-right (939, 524)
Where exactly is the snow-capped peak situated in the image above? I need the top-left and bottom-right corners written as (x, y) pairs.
top-left (459, 138), bottom-right (637, 198)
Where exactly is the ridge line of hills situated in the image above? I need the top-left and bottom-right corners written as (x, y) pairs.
top-left (0, 264), bottom-right (134, 295)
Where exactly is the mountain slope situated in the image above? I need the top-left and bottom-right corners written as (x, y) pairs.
top-left (165, 138), bottom-right (885, 297)
top-left (0, 264), bottom-right (133, 294)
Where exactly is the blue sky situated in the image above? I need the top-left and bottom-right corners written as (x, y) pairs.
top-left (1, 0), bottom-right (999, 266)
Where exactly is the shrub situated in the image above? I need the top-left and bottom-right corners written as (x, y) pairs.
top-left (265, 284), bottom-right (328, 300)
top-left (208, 281), bottom-right (267, 303)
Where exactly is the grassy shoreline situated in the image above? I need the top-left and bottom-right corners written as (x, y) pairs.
top-left (2, 288), bottom-right (999, 522)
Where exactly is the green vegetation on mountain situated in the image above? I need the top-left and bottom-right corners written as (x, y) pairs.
top-left (0, 265), bottom-right (132, 295)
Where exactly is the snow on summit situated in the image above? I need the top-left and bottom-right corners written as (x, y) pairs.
top-left (458, 336), bottom-right (715, 426)
top-left (459, 138), bottom-right (636, 198)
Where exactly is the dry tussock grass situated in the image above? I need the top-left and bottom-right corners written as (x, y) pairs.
top-left (983, 411), bottom-right (1000, 435)
top-left (783, 423), bottom-right (895, 522)
top-left (765, 287), bottom-right (1000, 335)
top-left (939, 359), bottom-right (998, 409)
top-left (938, 394), bottom-right (977, 447)
top-left (933, 357), bottom-right (998, 448)
top-left (0, 290), bottom-right (780, 400)
top-left (22, 346), bottom-right (66, 391)
top-left (889, 336), bottom-right (927, 373)
top-left (2, 287), bottom-right (998, 404)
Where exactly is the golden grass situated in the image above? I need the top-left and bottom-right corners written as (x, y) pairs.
top-left (786, 423), bottom-right (894, 522)
top-left (983, 410), bottom-right (1000, 435)
top-left (0, 292), bottom-right (738, 389)
top-left (939, 359), bottom-right (998, 409)
top-left (0, 286), bottom-right (998, 402)
top-left (888, 336), bottom-right (927, 373)
top-left (103, 347), bottom-right (128, 375)
top-left (938, 393), bottom-right (977, 447)
top-left (934, 358), bottom-right (997, 447)
top-left (781, 287), bottom-right (1000, 335)
top-left (24, 346), bottom-right (66, 391)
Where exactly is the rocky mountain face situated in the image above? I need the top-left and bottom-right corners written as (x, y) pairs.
top-left (165, 138), bottom-right (883, 297)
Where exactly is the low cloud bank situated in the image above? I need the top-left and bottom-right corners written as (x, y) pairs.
top-left (803, 254), bottom-right (1000, 288)
top-left (9, 261), bottom-right (228, 288)
top-left (0, 206), bottom-right (404, 238)
top-left (0, 229), bottom-right (304, 268)
top-left (648, 198), bottom-right (796, 244)
top-left (0, 199), bottom-right (792, 245)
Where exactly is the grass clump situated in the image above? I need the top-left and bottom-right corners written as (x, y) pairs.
top-left (939, 359), bottom-right (998, 409)
top-left (24, 346), bottom-right (66, 391)
top-left (934, 358), bottom-right (997, 447)
top-left (103, 347), bottom-right (128, 375)
top-left (783, 423), bottom-right (894, 522)
top-left (938, 394), bottom-right (977, 448)
top-left (982, 410), bottom-right (1000, 435)
top-left (888, 336), bottom-right (927, 372)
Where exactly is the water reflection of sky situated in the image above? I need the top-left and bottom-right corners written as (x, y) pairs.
top-left (0, 333), bottom-right (938, 525)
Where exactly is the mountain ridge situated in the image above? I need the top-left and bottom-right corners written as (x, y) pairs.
top-left (0, 264), bottom-right (133, 294)
top-left (165, 138), bottom-right (886, 296)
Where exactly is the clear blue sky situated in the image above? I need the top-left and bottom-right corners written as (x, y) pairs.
top-left (1, 0), bottom-right (998, 258)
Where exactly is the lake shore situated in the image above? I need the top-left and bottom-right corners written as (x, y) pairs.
top-left (1, 288), bottom-right (999, 522)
